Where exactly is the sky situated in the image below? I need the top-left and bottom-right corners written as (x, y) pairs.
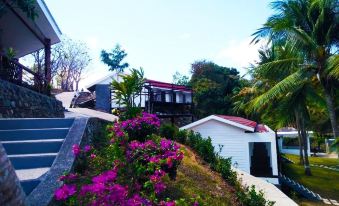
top-left (44, 0), bottom-right (272, 89)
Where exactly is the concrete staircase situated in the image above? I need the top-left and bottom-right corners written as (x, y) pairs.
top-left (279, 174), bottom-right (322, 201)
top-left (0, 118), bottom-right (74, 195)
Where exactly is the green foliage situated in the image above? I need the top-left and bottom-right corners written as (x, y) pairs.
top-left (190, 60), bottom-right (242, 118)
top-left (176, 130), bottom-right (188, 144)
top-left (120, 107), bottom-right (142, 121)
top-left (101, 44), bottom-right (129, 72)
top-left (172, 71), bottom-right (190, 86)
top-left (252, 0), bottom-right (339, 140)
top-left (0, 0), bottom-right (37, 19)
top-left (111, 67), bottom-right (145, 110)
top-left (160, 124), bottom-right (179, 140)
top-left (237, 185), bottom-right (275, 206)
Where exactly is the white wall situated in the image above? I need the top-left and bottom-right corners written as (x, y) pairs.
top-left (189, 119), bottom-right (278, 176)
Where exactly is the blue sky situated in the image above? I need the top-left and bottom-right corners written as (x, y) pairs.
top-left (44, 0), bottom-right (272, 89)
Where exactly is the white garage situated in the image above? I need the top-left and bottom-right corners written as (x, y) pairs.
top-left (181, 115), bottom-right (278, 181)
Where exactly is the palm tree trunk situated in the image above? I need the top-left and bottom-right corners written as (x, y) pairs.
top-left (295, 110), bottom-right (304, 165)
top-left (300, 118), bottom-right (312, 176)
top-left (0, 143), bottom-right (26, 205)
top-left (323, 87), bottom-right (339, 138)
top-left (297, 129), bottom-right (304, 165)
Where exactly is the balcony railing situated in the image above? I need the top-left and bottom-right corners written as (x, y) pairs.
top-left (0, 54), bottom-right (47, 94)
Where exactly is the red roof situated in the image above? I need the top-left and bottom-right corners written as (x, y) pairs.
top-left (216, 115), bottom-right (269, 132)
top-left (145, 79), bottom-right (192, 92)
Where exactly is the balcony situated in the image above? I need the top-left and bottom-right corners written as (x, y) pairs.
top-left (0, 54), bottom-right (47, 94)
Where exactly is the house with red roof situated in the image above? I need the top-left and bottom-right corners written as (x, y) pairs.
top-left (86, 73), bottom-right (193, 126)
top-left (181, 115), bottom-right (278, 183)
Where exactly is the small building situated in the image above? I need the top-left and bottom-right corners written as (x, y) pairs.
top-left (86, 74), bottom-right (193, 126)
top-left (277, 127), bottom-right (311, 156)
top-left (180, 115), bottom-right (278, 182)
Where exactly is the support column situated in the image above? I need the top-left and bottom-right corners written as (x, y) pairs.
top-left (44, 38), bottom-right (51, 85)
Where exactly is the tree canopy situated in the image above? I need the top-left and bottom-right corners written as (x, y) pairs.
top-left (190, 60), bottom-right (242, 119)
top-left (101, 44), bottom-right (129, 72)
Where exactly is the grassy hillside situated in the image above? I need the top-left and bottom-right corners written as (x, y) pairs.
top-left (162, 145), bottom-right (240, 206)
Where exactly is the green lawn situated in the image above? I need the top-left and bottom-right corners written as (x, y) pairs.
top-left (282, 162), bottom-right (339, 200)
top-left (284, 154), bottom-right (339, 167)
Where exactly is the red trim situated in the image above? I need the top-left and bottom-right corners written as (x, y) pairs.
top-left (145, 79), bottom-right (192, 92)
top-left (216, 115), bottom-right (269, 132)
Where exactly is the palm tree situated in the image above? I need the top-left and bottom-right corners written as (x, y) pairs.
top-left (249, 43), bottom-right (317, 175)
top-left (252, 0), bottom-right (339, 139)
top-left (0, 143), bottom-right (26, 205)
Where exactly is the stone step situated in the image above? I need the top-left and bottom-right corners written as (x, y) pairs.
top-left (2, 139), bottom-right (63, 155)
top-left (16, 167), bottom-right (50, 181)
top-left (0, 118), bottom-right (74, 130)
top-left (21, 179), bottom-right (41, 195)
top-left (9, 153), bottom-right (57, 169)
top-left (0, 128), bottom-right (69, 141)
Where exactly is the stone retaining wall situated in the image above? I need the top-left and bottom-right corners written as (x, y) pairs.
top-left (0, 79), bottom-right (64, 118)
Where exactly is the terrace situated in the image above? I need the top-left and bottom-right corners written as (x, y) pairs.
top-left (0, 0), bottom-right (61, 93)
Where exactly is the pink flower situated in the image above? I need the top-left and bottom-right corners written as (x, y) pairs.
top-left (90, 153), bottom-right (96, 159)
top-left (160, 200), bottom-right (176, 206)
top-left (54, 184), bottom-right (76, 200)
top-left (72, 144), bottom-right (81, 156)
top-left (59, 173), bottom-right (78, 181)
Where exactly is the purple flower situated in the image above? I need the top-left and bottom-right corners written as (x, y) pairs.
top-left (54, 184), bottom-right (76, 200)
top-left (154, 182), bottom-right (166, 194)
top-left (72, 144), bottom-right (81, 156)
top-left (84, 145), bottom-right (91, 152)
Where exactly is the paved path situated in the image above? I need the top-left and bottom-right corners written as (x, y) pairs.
top-left (233, 168), bottom-right (298, 206)
top-left (65, 108), bottom-right (118, 122)
top-left (56, 92), bottom-right (118, 122)
top-left (55, 92), bottom-right (76, 108)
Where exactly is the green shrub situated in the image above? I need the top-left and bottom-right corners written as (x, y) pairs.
top-left (176, 129), bottom-right (188, 143)
top-left (120, 107), bottom-right (142, 120)
top-left (237, 185), bottom-right (275, 206)
top-left (213, 157), bottom-right (237, 186)
top-left (186, 131), bottom-right (216, 164)
top-left (160, 124), bottom-right (179, 140)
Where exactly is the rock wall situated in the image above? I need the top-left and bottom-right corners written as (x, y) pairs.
top-left (0, 79), bottom-right (64, 118)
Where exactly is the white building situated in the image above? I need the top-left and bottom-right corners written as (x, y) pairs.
top-left (277, 127), bottom-right (312, 156)
top-left (181, 115), bottom-right (278, 183)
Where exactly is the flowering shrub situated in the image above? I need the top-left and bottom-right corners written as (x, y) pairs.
top-left (108, 112), bottom-right (160, 142)
top-left (54, 113), bottom-right (200, 205)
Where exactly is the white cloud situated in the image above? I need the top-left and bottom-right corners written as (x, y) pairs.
top-left (215, 38), bottom-right (266, 73)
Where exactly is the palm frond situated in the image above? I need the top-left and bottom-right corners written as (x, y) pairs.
top-left (250, 69), bottom-right (309, 111)
top-left (326, 54), bottom-right (339, 79)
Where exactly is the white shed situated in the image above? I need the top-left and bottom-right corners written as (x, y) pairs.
top-left (181, 115), bottom-right (278, 182)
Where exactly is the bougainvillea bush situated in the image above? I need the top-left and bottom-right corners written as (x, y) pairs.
top-left (54, 113), bottom-right (199, 206)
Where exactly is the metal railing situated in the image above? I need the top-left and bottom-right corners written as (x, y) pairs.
top-left (0, 54), bottom-right (47, 94)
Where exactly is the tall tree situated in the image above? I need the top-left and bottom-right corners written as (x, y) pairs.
top-left (246, 42), bottom-right (323, 175)
top-left (252, 0), bottom-right (339, 139)
top-left (27, 37), bottom-right (90, 91)
top-left (172, 71), bottom-right (190, 86)
top-left (190, 60), bottom-right (242, 118)
top-left (101, 44), bottom-right (129, 72)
